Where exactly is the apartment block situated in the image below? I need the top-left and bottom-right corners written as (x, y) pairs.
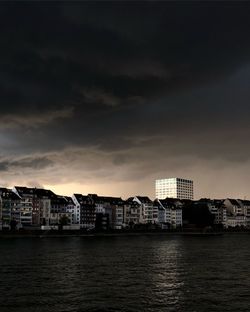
top-left (155, 178), bottom-right (194, 200)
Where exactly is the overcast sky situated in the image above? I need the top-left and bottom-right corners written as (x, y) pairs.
top-left (1, 2), bottom-right (250, 199)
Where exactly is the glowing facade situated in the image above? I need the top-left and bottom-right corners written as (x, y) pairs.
top-left (155, 178), bottom-right (194, 200)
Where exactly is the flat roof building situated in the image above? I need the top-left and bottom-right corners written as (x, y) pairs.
top-left (155, 178), bottom-right (194, 200)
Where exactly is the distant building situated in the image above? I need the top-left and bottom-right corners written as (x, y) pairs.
top-left (223, 199), bottom-right (247, 228)
top-left (198, 198), bottom-right (227, 228)
top-left (34, 188), bottom-right (55, 226)
top-left (239, 200), bottom-right (250, 228)
top-left (13, 186), bottom-right (53, 227)
top-left (13, 186), bottom-right (34, 227)
top-left (89, 195), bottom-right (125, 230)
top-left (64, 196), bottom-right (78, 225)
top-left (49, 194), bottom-right (72, 226)
top-left (13, 186), bottom-right (72, 227)
top-left (155, 198), bottom-right (183, 229)
top-left (72, 194), bottom-right (95, 229)
top-left (155, 178), bottom-right (194, 200)
top-left (131, 196), bottom-right (158, 224)
top-left (124, 199), bottom-right (141, 227)
top-left (0, 188), bottom-right (21, 229)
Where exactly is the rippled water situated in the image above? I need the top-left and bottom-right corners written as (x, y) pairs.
top-left (0, 234), bottom-right (250, 312)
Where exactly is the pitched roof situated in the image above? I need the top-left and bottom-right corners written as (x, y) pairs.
top-left (124, 199), bottom-right (140, 206)
top-left (0, 188), bottom-right (20, 200)
top-left (158, 200), bottom-right (175, 208)
top-left (14, 186), bottom-right (35, 196)
top-left (34, 188), bottom-right (56, 199)
top-left (157, 199), bottom-right (181, 209)
top-left (14, 186), bottom-right (56, 199)
top-left (63, 196), bottom-right (74, 205)
top-left (88, 194), bottom-right (124, 205)
top-left (50, 194), bottom-right (68, 206)
top-left (227, 199), bottom-right (241, 207)
top-left (135, 196), bottom-right (152, 204)
top-left (74, 194), bottom-right (93, 205)
top-left (239, 199), bottom-right (250, 206)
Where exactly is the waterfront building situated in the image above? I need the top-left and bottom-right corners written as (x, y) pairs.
top-left (35, 188), bottom-right (54, 226)
top-left (13, 186), bottom-right (34, 227)
top-left (39, 190), bottom-right (52, 226)
top-left (108, 197), bottom-right (125, 230)
top-left (155, 178), bottom-right (194, 200)
top-left (0, 188), bottom-right (21, 229)
top-left (223, 199), bottom-right (247, 227)
top-left (50, 194), bottom-right (72, 225)
top-left (89, 194), bottom-right (110, 230)
top-left (89, 195), bottom-right (125, 230)
top-left (223, 199), bottom-right (244, 215)
top-left (13, 187), bottom-right (57, 227)
top-left (113, 203), bottom-right (124, 229)
top-left (198, 199), bottom-right (227, 228)
top-left (238, 200), bottom-right (250, 228)
top-left (124, 199), bottom-right (141, 227)
top-left (213, 200), bottom-right (227, 227)
top-left (155, 198), bottom-right (183, 229)
top-left (225, 214), bottom-right (246, 228)
top-left (72, 194), bottom-right (95, 229)
top-left (65, 196), bottom-right (79, 225)
top-left (132, 196), bottom-right (158, 224)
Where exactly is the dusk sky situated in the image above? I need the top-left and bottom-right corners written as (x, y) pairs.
top-left (1, 2), bottom-right (250, 199)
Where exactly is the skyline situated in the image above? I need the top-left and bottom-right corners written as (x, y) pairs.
top-left (2, 178), bottom-right (250, 202)
top-left (1, 2), bottom-right (250, 199)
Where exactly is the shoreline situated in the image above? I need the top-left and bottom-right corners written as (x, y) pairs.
top-left (0, 230), bottom-right (249, 238)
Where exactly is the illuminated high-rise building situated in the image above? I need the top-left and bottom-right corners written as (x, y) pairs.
top-left (155, 178), bottom-right (194, 200)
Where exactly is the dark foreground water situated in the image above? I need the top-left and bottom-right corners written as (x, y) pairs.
top-left (0, 234), bottom-right (250, 312)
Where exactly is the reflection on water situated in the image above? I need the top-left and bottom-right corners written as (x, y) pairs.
top-left (146, 238), bottom-right (184, 311)
top-left (0, 234), bottom-right (250, 312)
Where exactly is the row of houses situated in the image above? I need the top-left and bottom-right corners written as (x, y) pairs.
top-left (0, 186), bottom-right (182, 230)
top-left (0, 186), bottom-right (250, 230)
top-left (206, 198), bottom-right (250, 228)
top-left (185, 198), bottom-right (250, 228)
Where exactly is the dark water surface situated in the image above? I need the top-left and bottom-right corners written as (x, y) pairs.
top-left (0, 234), bottom-right (249, 312)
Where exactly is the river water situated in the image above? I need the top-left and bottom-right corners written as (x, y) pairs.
top-left (0, 234), bottom-right (249, 312)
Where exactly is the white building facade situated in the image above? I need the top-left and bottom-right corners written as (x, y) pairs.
top-left (156, 199), bottom-right (183, 229)
top-left (132, 196), bottom-right (158, 224)
top-left (155, 178), bottom-right (194, 200)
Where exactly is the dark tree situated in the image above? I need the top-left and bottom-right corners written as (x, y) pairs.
top-left (183, 203), bottom-right (215, 227)
top-left (59, 215), bottom-right (70, 230)
top-left (10, 219), bottom-right (17, 231)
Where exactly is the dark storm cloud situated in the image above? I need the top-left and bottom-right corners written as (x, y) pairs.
top-left (1, 2), bottom-right (250, 197)
top-left (0, 156), bottom-right (54, 172)
top-left (1, 1), bottom-right (250, 119)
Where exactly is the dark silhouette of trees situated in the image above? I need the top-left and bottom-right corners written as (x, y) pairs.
top-left (58, 215), bottom-right (70, 230)
top-left (10, 219), bottom-right (17, 231)
top-left (183, 202), bottom-right (215, 227)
